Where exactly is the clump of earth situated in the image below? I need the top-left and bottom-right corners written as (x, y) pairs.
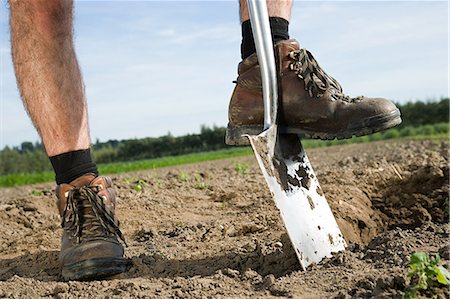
top-left (0, 139), bottom-right (448, 298)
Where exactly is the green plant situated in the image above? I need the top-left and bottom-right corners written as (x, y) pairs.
top-left (133, 184), bottom-right (142, 192)
top-left (30, 190), bottom-right (43, 196)
top-left (177, 171), bottom-right (190, 183)
top-left (403, 252), bottom-right (450, 298)
top-left (124, 177), bottom-right (150, 192)
top-left (234, 162), bottom-right (249, 175)
top-left (193, 173), bottom-right (207, 190)
top-left (134, 179), bottom-right (150, 191)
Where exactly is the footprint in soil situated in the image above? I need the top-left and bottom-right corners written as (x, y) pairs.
top-left (0, 250), bottom-right (60, 281)
top-left (127, 234), bottom-right (300, 279)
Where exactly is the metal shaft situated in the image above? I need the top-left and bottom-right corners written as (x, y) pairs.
top-left (247, 0), bottom-right (278, 130)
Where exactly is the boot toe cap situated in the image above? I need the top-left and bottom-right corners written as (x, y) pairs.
top-left (60, 238), bottom-right (125, 266)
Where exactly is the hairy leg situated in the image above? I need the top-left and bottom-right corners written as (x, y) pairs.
top-left (9, 0), bottom-right (90, 156)
top-left (240, 0), bottom-right (293, 23)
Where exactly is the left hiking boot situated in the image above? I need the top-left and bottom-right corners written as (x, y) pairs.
top-left (226, 39), bottom-right (402, 145)
top-left (56, 174), bottom-right (131, 281)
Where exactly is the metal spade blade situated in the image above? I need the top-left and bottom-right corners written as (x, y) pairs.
top-left (246, 0), bottom-right (346, 270)
top-left (247, 128), bottom-right (346, 269)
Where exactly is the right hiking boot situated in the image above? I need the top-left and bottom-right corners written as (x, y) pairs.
top-left (56, 173), bottom-right (131, 281)
top-left (226, 39), bottom-right (402, 145)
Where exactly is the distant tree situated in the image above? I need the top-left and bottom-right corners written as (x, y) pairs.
top-left (397, 98), bottom-right (449, 127)
top-left (0, 147), bottom-right (20, 175)
top-left (20, 141), bottom-right (34, 152)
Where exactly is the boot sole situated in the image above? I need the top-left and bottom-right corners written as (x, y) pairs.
top-left (61, 257), bottom-right (132, 281)
top-left (226, 109), bottom-right (402, 146)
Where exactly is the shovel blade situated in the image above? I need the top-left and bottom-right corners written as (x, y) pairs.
top-left (247, 126), bottom-right (346, 270)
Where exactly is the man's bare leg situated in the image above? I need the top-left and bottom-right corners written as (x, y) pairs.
top-left (9, 0), bottom-right (130, 281)
top-left (9, 0), bottom-right (89, 157)
top-left (240, 0), bottom-right (293, 23)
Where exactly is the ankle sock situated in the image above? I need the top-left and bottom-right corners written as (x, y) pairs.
top-left (49, 149), bottom-right (99, 184)
top-left (241, 17), bottom-right (290, 60)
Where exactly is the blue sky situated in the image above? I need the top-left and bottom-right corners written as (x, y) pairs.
top-left (0, 1), bottom-right (448, 148)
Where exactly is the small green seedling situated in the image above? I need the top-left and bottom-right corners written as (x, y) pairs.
top-left (133, 179), bottom-right (149, 192)
top-left (31, 190), bottom-right (44, 196)
top-left (124, 177), bottom-right (150, 192)
top-left (403, 252), bottom-right (450, 298)
top-left (177, 171), bottom-right (190, 183)
top-left (234, 162), bottom-right (249, 175)
top-left (193, 173), bottom-right (207, 190)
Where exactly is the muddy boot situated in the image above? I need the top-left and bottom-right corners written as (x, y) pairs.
top-left (55, 173), bottom-right (131, 280)
top-left (226, 39), bottom-right (402, 145)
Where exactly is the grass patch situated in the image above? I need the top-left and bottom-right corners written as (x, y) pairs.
top-left (0, 147), bottom-right (253, 187)
top-left (97, 147), bottom-right (253, 174)
top-left (1, 123), bottom-right (448, 188)
top-left (0, 172), bottom-right (55, 187)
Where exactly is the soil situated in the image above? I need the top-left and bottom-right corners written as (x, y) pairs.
top-left (0, 139), bottom-right (448, 299)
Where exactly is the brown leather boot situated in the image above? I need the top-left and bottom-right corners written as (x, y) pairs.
top-left (226, 39), bottom-right (402, 145)
top-left (55, 173), bottom-right (131, 280)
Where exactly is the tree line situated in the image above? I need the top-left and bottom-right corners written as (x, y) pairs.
top-left (1, 98), bottom-right (448, 176)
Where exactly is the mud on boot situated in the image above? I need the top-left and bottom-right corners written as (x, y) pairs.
top-left (226, 39), bottom-right (402, 145)
top-left (56, 174), bottom-right (131, 281)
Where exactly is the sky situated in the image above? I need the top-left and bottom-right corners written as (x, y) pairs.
top-left (0, 0), bottom-right (449, 148)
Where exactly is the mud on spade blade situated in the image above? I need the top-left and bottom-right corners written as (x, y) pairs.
top-left (246, 127), bottom-right (346, 270)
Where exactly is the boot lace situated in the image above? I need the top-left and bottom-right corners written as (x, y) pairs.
top-left (288, 48), bottom-right (363, 102)
top-left (62, 185), bottom-right (127, 246)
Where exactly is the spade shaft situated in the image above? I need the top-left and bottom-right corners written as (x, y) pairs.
top-left (247, 0), bottom-right (277, 129)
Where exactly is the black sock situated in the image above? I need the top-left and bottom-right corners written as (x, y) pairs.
top-left (241, 17), bottom-right (290, 60)
top-left (49, 149), bottom-right (99, 184)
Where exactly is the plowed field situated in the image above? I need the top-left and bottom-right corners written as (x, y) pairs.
top-left (0, 139), bottom-right (448, 298)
